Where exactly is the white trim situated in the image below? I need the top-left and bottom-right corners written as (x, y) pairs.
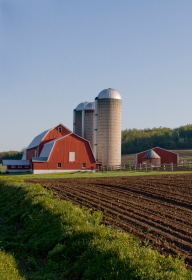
top-left (6, 169), bottom-right (30, 173)
top-left (32, 169), bottom-right (94, 174)
top-left (69, 152), bottom-right (75, 162)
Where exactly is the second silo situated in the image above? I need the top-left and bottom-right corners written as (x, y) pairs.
top-left (95, 88), bottom-right (122, 166)
top-left (73, 101), bottom-right (95, 149)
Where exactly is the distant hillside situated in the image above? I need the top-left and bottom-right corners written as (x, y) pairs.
top-left (122, 124), bottom-right (192, 154)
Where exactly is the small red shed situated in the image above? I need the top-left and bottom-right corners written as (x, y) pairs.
top-left (135, 147), bottom-right (179, 165)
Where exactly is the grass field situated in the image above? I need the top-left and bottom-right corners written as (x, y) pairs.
top-left (0, 164), bottom-right (6, 173)
top-left (1, 170), bottom-right (192, 180)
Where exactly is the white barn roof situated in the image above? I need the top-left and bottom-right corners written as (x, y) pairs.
top-left (32, 157), bottom-right (48, 162)
top-left (2, 160), bottom-right (30, 165)
top-left (21, 150), bottom-right (27, 160)
top-left (27, 130), bottom-right (49, 150)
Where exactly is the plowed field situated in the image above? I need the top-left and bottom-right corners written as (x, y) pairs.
top-left (25, 173), bottom-right (192, 269)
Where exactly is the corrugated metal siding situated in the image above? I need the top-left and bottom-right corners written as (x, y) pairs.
top-left (154, 147), bottom-right (178, 164)
top-left (26, 147), bottom-right (38, 160)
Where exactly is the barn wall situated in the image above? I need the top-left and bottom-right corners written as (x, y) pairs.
top-left (26, 147), bottom-right (38, 160)
top-left (33, 134), bottom-right (97, 171)
top-left (153, 148), bottom-right (178, 164)
top-left (7, 165), bottom-right (30, 172)
top-left (39, 125), bottom-right (71, 154)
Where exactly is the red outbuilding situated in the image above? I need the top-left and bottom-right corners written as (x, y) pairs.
top-left (3, 124), bottom-right (100, 174)
top-left (135, 147), bottom-right (179, 165)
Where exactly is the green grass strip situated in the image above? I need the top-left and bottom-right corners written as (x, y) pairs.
top-left (1, 169), bottom-right (192, 179)
top-left (0, 250), bottom-right (26, 280)
top-left (0, 177), bottom-right (192, 280)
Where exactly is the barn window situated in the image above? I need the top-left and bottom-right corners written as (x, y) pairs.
top-left (82, 163), bottom-right (86, 168)
top-left (18, 165), bottom-right (22, 168)
top-left (57, 163), bottom-right (62, 168)
top-left (58, 127), bottom-right (62, 132)
top-left (69, 152), bottom-right (75, 162)
top-left (25, 165), bottom-right (29, 168)
top-left (11, 165), bottom-right (16, 168)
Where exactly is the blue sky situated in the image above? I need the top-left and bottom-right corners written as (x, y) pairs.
top-left (1, 0), bottom-right (192, 151)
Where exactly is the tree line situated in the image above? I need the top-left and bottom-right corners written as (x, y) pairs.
top-left (1, 124), bottom-right (192, 160)
top-left (0, 151), bottom-right (23, 164)
top-left (122, 124), bottom-right (192, 154)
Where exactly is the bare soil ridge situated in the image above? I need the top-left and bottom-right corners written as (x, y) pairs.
top-left (25, 173), bottom-right (192, 269)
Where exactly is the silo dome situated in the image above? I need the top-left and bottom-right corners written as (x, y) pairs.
top-left (97, 88), bottom-right (121, 100)
top-left (85, 102), bottom-right (95, 110)
top-left (76, 102), bottom-right (89, 111)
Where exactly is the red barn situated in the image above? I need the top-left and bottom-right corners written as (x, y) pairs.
top-left (135, 147), bottom-right (179, 165)
top-left (3, 124), bottom-right (99, 174)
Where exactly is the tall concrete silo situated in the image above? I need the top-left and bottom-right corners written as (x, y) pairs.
top-left (73, 101), bottom-right (95, 149)
top-left (95, 88), bottom-right (122, 166)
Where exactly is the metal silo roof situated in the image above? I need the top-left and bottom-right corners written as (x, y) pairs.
top-left (97, 88), bottom-right (122, 100)
top-left (143, 149), bottom-right (160, 159)
top-left (76, 102), bottom-right (89, 111)
top-left (85, 102), bottom-right (95, 110)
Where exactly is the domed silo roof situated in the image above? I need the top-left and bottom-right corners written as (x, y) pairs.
top-left (85, 102), bottom-right (95, 110)
top-left (75, 101), bottom-right (89, 111)
top-left (143, 149), bottom-right (160, 159)
top-left (97, 88), bottom-right (122, 100)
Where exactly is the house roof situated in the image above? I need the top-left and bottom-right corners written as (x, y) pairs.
top-left (142, 149), bottom-right (160, 159)
top-left (2, 160), bottom-right (30, 165)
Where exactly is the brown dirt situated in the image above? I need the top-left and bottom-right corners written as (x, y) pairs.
top-left (25, 173), bottom-right (192, 269)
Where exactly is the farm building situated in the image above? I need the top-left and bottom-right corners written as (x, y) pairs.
top-left (135, 147), bottom-right (179, 165)
top-left (3, 124), bottom-right (99, 174)
top-left (73, 88), bottom-right (122, 167)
